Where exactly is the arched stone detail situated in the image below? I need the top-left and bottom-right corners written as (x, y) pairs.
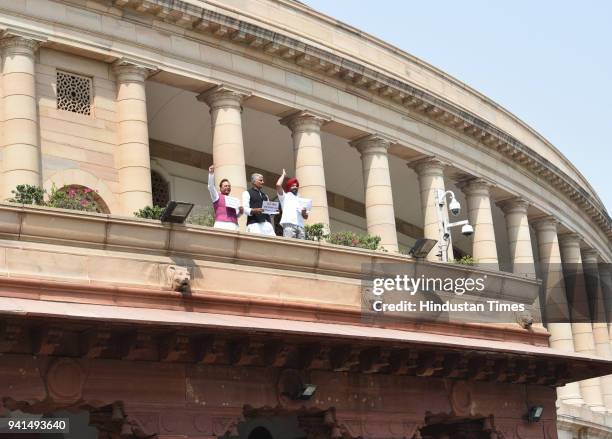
top-left (43, 169), bottom-right (119, 214)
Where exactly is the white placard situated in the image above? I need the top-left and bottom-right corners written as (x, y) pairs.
top-left (224, 196), bottom-right (240, 210)
top-left (298, 198), bottom-right (312, 211)
top-left (262, 200), bottom-right (279, 214)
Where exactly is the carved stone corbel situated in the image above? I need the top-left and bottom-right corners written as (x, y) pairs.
top-left (166, 265), bottom-right (192, 293)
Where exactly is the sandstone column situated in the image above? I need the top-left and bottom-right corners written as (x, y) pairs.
top-left (457, 178), bottom-right (498, 268)
top-left (498, 197), bottom-right (542, 326)
top-left (1, 36), bottom-right (41, 200)
top-left (581, 248), bottom-right (612, 412)
top-left (198, 84), bottom-right (249, 201)
top-left (280, 111), bottom-right (330, 229)
top-left (532, 219), bottom-right (585, 406)
top-left (113, 61), bottom-right (153, 214)
top-left (350, 134), bottom-right (398, 252)
top-left (556, 232), bottom-right (605, 411)
top-left (410, 158), bottom-right (452, 261)
top-left (600, 263), bottom-right (612, 345)
top-left (498, 197), bottom-right (536, 277)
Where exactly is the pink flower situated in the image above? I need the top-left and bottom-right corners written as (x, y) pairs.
top-left (68, 188), bottom-right (77, 197)
top-left (80, 199), bottom-right (88, 206)
top-left (84, 188), bottom-right (92, 193)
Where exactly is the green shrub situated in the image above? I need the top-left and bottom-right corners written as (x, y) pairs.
top-left (47, 185), bottom-right (102, 213)
top-left (9, 184), bottom-right (45, 205)
top-left (186, 206), bottom-right (215, 227)
top-left (134, 205), bottom-right (164, 220)
top-left (327, 230), bottom-right (382, 250)
top-left (304, 223), bottom-right (327, 241)
top-left (454, 255), bottom-right (476, 266)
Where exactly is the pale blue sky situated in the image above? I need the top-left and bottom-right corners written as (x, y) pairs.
top-left (303, 0), bottom-right (611, 214)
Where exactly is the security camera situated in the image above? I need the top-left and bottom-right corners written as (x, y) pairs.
top-left (448, 197), bottom-right (461, 216)
top-left (461, 224), bottom-right (474, 237)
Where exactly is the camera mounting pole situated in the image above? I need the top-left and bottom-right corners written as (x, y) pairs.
top-left (435, 189), bottom-right (454, 262)
top-left (434, 189), bottom-right (473, 262)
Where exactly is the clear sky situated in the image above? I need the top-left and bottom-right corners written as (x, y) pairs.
top-left (302, 0), bottom-right (611, 214)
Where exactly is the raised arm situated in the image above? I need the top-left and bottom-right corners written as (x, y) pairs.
top-left (207, 165), bottom-right (219, 203)
top-left (276, 168), bottom-right (286, 196)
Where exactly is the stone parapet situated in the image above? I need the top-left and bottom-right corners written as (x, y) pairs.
top-left (0, 203), bottom-right (546, 341)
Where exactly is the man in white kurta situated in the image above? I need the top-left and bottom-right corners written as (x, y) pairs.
top-left (276, 169), bottom-right (309, 239)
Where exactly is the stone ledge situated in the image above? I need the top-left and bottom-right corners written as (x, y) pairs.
top-left (0, 203), bottom-right (540, 302)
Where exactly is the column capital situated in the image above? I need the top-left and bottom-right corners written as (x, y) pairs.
top-left (112, 59), bottom-right (155, 82)
top-left (497, 196), bottom-right (530, 215)
top-left (558, 232), bottom-right (583, 249)
top-left (0, 35), bottom-right (40, 55)
top-left (581, 248), bottom-right (600, 264)
top-left (408, 156), bottom-right (449, 176)
top-left (279, 110), bottom-right (329, 134)
top-left (196, 84), bottom-right (251, 111)
top-left (530, 215), bottom-right (559, 232)
top-left (349, 133), bottom-right (394, 156)
top-left (456, 177), bottom-right (494, 196)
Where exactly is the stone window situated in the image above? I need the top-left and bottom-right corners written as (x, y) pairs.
top-left (151, 170), bottom-right (170, 207)
top-left (56, 71), bottom-right (92, 115)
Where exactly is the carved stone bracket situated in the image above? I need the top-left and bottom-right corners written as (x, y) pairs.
top-left (34, 327), bottom-right (63, 356)
top-left (0, 322), bottom-right (23, 352)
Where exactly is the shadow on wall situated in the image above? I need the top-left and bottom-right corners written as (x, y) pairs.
top-left (233, 416), bottom-right (308, 439)
top-left (248, 426), bottom-right (274, 439)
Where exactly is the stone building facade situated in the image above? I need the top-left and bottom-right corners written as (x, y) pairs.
top-left (0, 1), bottom-right (611, 439)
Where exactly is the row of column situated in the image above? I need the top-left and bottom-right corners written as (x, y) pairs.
top-left (1, 34), bottom-right (603, 282)
top-left (197, 85), bottom-right (401, 250)
top-left (0, 34), bottom-right (153, 213)
top-left (534, 219), bottom-right (612, 413)
top-left (0, 34), bottom-right (399, 246)
top-left (196, 88), bottom-right (511, 260)
top-left (0, 35), bottom-right (519, 262)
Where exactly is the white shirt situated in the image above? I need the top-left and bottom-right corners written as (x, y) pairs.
top-left (278, 191), bottom-right (306, 227)
top-left (208, 172), bottom-right (219, 203)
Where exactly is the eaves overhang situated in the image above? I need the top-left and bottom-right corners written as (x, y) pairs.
top-left (1, 296), bottom-right (611, 386)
